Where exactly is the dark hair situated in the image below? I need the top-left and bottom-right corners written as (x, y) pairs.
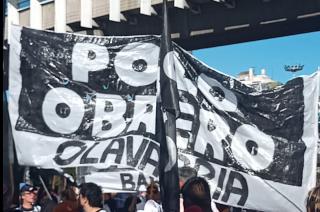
top-left (79, 182), bottom-right (103, 208)
top-left (61, 187), bottom-right (77, 201)
top-left (181, 177), bottom-right (213, 212)
top-left (146, 182), bottom-right (160, 201)
top-left (307, 186), bottom-right (320, 212)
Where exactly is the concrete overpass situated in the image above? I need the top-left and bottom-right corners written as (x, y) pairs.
top-left (4, 0), bottom-right (320, 50)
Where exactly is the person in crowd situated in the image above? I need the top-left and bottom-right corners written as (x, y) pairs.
top-left (72, 186), bottom-right (80, 200)
top-left (144, 182), bottom-right (162, 212)
top-left (136, 191), bottom-right (147, 212)
top-left (37, 188), bottom-right (58, 212)
top-left (102, 204), bottom-right (111, 212)
top-left (307, 185), bottom-right (320, 212)
top-left (178, 167), bottom-right (219, 212)
top-left (79, 182), bottom-right (107, 212)
top-left (103, 193), bottom-right (117, 212)
top-left (53, 187), bottom-right (80, 212)
top-left (102, 198), bottom-right (111, 212)
top-left (179, 166), bottom-right (198, 212)
top-left (181, 177), bottom-right (213, 212)
top-left (50, 187), bottom-right (60, 204)
top-left (14, 184), bottom-right (41, 212)
top-left (121, 194), bottom-right (141, 212)
top-left (114, 193), bottom-right (130, 210)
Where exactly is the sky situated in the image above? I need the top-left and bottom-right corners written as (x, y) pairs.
top-left (193, 31), bottom-right (320, 84)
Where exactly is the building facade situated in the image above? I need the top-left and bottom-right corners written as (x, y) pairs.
top-left (237, 68), bottom-right (280, 91)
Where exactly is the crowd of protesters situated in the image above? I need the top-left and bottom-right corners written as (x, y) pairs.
top-left (3, 177), bottom-right (319, 212)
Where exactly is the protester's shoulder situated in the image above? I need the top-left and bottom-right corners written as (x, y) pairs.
top-left (31, 205), bottom-right (41, 212)
top-left (5, 207), bottom-right (21, 212)
top-left (6, 207), bottom-right (25, 212)
top-left (144, 200), bottom-right (153, 207)
top-left (103, 204), bottom-right (111, 212)
top-left (144, 200), bottom-right (154, 208)
top-left (144, 200), bottom-right (161, 212)
top-left (145, 199), bottom-right (158, 206)
top-left (7, 206), bottom-right (41, 212)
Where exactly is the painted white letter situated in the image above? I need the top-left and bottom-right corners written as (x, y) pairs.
top-left (72, 43), bottom-right (109, 83)
top-left (42, 88), bottom-right (85, 134)
top-left (92, 94), bottom-right (126, 138)
top-left (114, 42), bottom-right (159, 87)
top-left (231, 124), bottom-right (275, 171)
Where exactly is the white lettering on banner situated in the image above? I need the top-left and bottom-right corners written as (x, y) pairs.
top-left (114, 42), bottom-right (160, 87)
top-left (72, 43), bottom-right (110, 83)
top-left (41, 85), bottom-right (156, 139)
top-left (42, 87), bottom-right (85, 134)
top-left (231, 124), bottom-right (275, 171)
top-left (92, 93), bottom-right (127, 138)
top-left (127, 96), bottom-right (156, 134)
top-left (197, 73), bottom-right (237, 112)
top-left (194, 108), bottom-right (229, 162)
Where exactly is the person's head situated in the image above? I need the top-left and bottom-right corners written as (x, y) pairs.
top-left (181, 177), bottom-right (212, 212)
top-left (72, 186), bottom-right (80, 200)
top-left (146, 182), bottom-right (161, 202)
top-left (103, 193), bottom-right (112, 202)
top-left (307, 186), bottom-right (320, 212)
top-left (20, 184), bottom-right (38, 207)
top-left (61, 187), bottom-right (77, 202)
top-left (79, 182), bottom-right (103, 209)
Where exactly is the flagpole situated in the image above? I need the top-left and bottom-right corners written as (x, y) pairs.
top-left (158, 1), bottom-right (181, 212)
top-left (38, 175), bottom-right (53, 200)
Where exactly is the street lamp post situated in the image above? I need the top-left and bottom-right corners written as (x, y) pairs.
top-left (284, 64), bottom-right (304, 78)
